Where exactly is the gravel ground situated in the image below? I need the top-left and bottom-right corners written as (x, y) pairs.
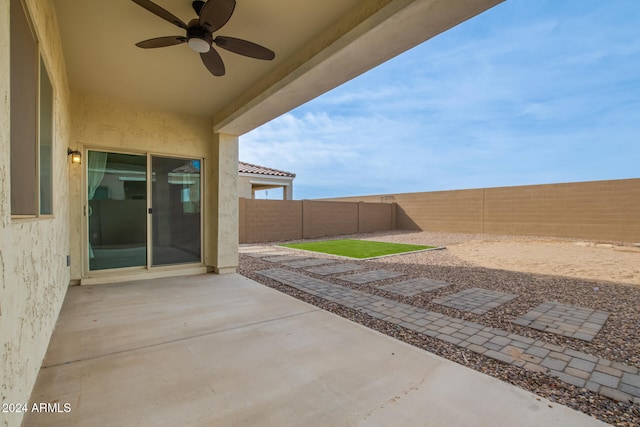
top-left (239, 231), bottom-right (640, 426)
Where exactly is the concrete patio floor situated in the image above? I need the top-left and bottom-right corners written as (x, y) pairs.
top-left (22, 274), bottom-right (606, 427)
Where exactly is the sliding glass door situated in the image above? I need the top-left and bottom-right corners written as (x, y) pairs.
top-left (87, 151), bottom-right (147, 270)
top-left (86, 150), bottom-right (202, 272)
top-left (151, 156), bottom-right (201, 266)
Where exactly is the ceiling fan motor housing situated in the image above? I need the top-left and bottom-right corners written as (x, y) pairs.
top-left (187, 19), bottom-right (212, 52)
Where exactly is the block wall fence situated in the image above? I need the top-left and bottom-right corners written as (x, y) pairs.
top-left (239, 179), bottom-right (639, 244)
top-left (238, 198), bottom-right (396, 243)
top-left (326, 178), bottom-right (640, 243)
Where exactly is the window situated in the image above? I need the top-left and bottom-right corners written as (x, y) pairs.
top-left (10, 0), bottom-right (54, 217)
top-left (39, 58), bottom-right (53, 215)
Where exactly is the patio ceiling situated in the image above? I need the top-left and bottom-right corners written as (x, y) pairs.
top-left (52, 0), bottom-right (503, 135)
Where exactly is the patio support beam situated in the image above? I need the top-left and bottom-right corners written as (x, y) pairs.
top-left (206, 132), bottom-right (239, 274)
top-left (213, 0), bottom-right (504, 135)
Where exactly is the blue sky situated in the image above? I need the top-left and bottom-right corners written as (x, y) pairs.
top-left (239, 0), bottom-right (640, 200)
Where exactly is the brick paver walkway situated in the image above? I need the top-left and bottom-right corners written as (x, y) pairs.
top-left (283, 258), bottom-right (337, 268)
top-left (257, 267), bottom-right (640, 405)
top-left (379, 278), bottom-right (450, 296)
top-left (305, 263), bottom-right (363, 275)
top-left (338, 269), bottom-right (405, 284)
top-left (433, 288), bottom-right (518, 315)
top-left (513, 301), bottom-right (610, 342)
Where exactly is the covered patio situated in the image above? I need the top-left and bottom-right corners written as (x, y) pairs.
top-left (22, 274), bottom-right (604, 426)
top-left (3, 0), bottom-right (518, 425)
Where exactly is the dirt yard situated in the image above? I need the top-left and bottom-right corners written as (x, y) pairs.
top-left (359, 231), bottom-right (640, 286)
top-left (447, 239), bottom-right (640, 286)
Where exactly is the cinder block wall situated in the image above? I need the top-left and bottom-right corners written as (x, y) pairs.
top-left (358, 201), bottom-right (396, 233)
top-left (395, 189), bottom-right (484, 233)
top-left (302, 200), bottom-right (359, 239)
top-left (326, 179), bottom-right (640, 242)
top-left (482, 180), bottom-right (640, 241)
top-left (239, 198), bottom-right (303, 243)
top-left (239, 199), bottom-right (396, 243)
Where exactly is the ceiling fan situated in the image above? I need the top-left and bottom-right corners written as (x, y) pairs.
top-left (131, 0), bottom-right (275, 76)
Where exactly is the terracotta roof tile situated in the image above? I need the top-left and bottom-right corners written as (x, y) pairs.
top-left (238, 161), bottom-right (296, 178)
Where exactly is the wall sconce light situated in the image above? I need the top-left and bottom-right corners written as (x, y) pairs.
top-left (67, 148), bottom-right (81, 164)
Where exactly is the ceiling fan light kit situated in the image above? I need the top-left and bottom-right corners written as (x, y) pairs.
top-left (131, 0), bottom-right (275, 76)
top-left (186, 22), bottom-right (212, 53)
top-left (188, 37), bottom-right (210, 53)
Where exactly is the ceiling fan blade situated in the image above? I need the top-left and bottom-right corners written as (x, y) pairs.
top-left (199, 0), bottom-right (236, 33)
top-left (131, 0), bottom-right (188, 30)
top-left (200, 49), bottom-right (225, 76)
top-left (135, 36), bottom-right (186, 49)
top-left (214, 36), bottom-right (275, 60)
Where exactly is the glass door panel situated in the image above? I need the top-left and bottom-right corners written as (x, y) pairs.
top-left (88, 151), bottom-right (147, 270)
top-left (151, 156), bottom-right (201, 266)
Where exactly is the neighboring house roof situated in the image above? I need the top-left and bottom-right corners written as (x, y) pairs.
top-left (238, 161), bottom-right (296, 178)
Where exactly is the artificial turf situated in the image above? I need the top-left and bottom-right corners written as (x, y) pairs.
top-left (280, 239), bottom-right (434, 259)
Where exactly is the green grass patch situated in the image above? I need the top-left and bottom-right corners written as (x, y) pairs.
top-left (280, 239), bottom-right (435, 259)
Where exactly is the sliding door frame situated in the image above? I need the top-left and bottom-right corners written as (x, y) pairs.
top-left (82, 146), bottom-right (205, 279)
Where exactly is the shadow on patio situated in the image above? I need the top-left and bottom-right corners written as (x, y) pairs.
top-left (23, 274), bottom-right (604, 426)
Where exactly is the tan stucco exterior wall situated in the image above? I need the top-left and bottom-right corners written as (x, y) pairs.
top-left (68, 94), bottom-right (212, 279)
top-left (238, 175), bottom-right (254, 199)
top-left (238, 174), bottom-right (294, 200)
top-left (0, 0), bottom-right (71, 425)
top-left (207, 132), bottom-right (239, 273)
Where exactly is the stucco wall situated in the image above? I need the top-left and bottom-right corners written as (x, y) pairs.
top-left (239, 199), bottom-right (395, 243)
top-left (68, 93), bottom-right (216, 280)
top-left (0, 1), bottom-right (71, 426)
top-left (238, 174), bottom-right (294, 200)
top-left (327, 179), bottom-right (640, 242)
top-left (238, 175), bottom-right (253, 199)
top-left (207, 132), bottom-right (239, 273)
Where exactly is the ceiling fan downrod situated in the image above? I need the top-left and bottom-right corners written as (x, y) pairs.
top-left (192, 1), bottom-right (205, 16)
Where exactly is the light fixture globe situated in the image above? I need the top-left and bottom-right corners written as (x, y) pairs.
top-left (187, 36), bottom-right (210, 53)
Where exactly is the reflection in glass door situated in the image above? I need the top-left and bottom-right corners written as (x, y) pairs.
top-left (87, 151), bottom-right (147, 270)
top-left (151, 156), bottom-right (202, 266)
